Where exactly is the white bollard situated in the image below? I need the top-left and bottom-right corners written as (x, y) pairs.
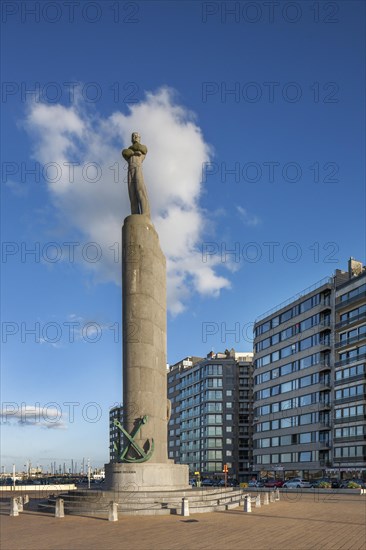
top-left (263, 492), bottom-right (269, 505)
top-left (16, 497), bottom-right (23, 512)
top-left (255, 495), bottom-right (261, 508)
top-left (108, 501), bottom-right (118, 522)
top-left (244, 495), bottom-right (252, 513)
top-left (55, 498), bottom-right (65, 518)
top-left (10, 498), bottom-right (19, 517)
top-left (270, 491), bottom-right (275, 503)
top-left (182, 497), bottom-right (190, 516)
top-left (23, 495), bottom-right (30, 505)
top-left (275, 488), bottom-right (280, 501)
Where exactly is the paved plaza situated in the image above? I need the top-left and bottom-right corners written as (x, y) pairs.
top-left (1, 493), bottom-right (365, 550)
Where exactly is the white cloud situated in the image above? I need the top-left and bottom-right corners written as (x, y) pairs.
top-left (236, 206), bottom-right (261, 227)
top-left (1, 405), bottom-right (66, 430)
top-left (24, 88), bottom-right (231, 313)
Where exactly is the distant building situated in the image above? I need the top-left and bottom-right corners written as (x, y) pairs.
top-left (253, 258), bottom-right (366, 479)
top-left (167, 350), bottom-right (254, 482)
top-left (109, 405), bottom-right (123, 463)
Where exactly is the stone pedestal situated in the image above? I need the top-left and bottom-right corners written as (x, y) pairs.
top-left (104, 462), bottom-right (189, 492)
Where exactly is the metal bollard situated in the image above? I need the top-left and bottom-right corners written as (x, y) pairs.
top-left (108, 501), bottom-right (118, 522)
top-left (244, 495), bottom-right (252, 513)
top-left (10, 498), bottom-right (19, 517)
top-left (182, 497), bottom-right (190, 516)
top-left (263, 492), bottom-right (269, 505)
top-left (275, 488), bottom-right (280, 501)
top-left (255, 495), bottom-right (261, 508)
top-left (270, 491), bottom-right (275, 503)
top-left (55, 498), bottom-right (64, 518)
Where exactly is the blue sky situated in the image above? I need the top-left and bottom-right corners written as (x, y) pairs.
top-left (1, 1), bottom-right (365, 472)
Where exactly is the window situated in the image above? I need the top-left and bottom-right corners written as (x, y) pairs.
top-left (300, 376), bottom-right (312, 388)
top-left (226, 402), bottom-right (232, 409)
top-left (226, 390), bottom-right (232, 397)
top-left (272, 316), bottom-right (280, 327)
top-left (226, 414), bottom-right (232, 421)
top-left (299, 452), bottom-right (312, 462)
top-left (281, 381), bottom-right (293, 393)
top-left (281, 453), bottom-right (292, 462)
top-left (299, 432), bottom-right (311, 444)
top-left (281, 363), bottom-right (293, 376)
top-left (281, 309), bottom-right (293, 323)
top-left (299, 414), bottom-right (312, 425)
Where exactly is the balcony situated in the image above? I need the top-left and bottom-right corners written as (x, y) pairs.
top-left (334, 435), bottom-right (366, 444)
top-left (334, 373), bottom-right (365, 386)
top-left (336, 310), bottom-right (366, 329)
top-left (336, 290), bottom-right (366, 309)
top-left (319, 422), bottom-right (331, 429)
top-left (336, 333), bottom-right (366, 349)
top-left (334, 414), bottom-right (366, 424)
top-left (318, 360), bottom-right (331, 373)
top-left (335, 352), bottom-right (366, 368)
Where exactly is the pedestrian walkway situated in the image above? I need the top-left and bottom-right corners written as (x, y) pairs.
top-left (1, 492), bottom-right (365, 549)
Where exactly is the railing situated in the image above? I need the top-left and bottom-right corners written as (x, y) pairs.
top-left (255, 277), bottom-right (333, 322)
top-left (336, 290), bottom-right (366, 309)
top-left (335, 333), bottom-right (366, 349)
top-left (336, 310), bottom-right (366, 329)
top-left (335, 352), bottom-right (366, 368)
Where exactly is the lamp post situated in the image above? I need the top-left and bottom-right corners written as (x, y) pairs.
top-left (87, 458), bottom-right (91, 489)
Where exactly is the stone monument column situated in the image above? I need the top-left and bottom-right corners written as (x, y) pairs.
top-left (122, 213), bottom-right (168, 463)
top-left (105, 133), bottom-right (188, 491)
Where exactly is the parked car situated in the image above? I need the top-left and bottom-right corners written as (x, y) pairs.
top-left (283, 478), bottom-right (313, 488)
top-left (340, 479), bottom-right (365, 489)
top-left (201, 479), bottom-right (214, 487)
top-left (264, 478), bottom-right (284, 488)
top-left (312, 478), bottom-right (332, 488)
top-left (330, 478), bottom-right (341, 488)
top-left (248, 480), bottom-right (259, 487)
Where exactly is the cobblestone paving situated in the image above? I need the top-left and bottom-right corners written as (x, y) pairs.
top-left (1, 492), bottom-right (365, 550)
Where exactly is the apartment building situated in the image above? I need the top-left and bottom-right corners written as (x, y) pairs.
top-left (167, 350), bottom-right (253, 482)
top-left (253, 258), bottom-right (366, 480)
top-left (333, 259), bottom-right (366, 471)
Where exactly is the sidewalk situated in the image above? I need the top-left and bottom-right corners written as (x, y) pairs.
top-left (1, 492), bottom-right (365, 550)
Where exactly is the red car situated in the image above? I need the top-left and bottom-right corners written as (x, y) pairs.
top-left (264, 479), bottom-right (284, 488)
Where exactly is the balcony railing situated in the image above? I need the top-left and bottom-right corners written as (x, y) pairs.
top-left (255, 277), bottom-right (333, 322)
top-left (335, 333), bottom-right (366, 349)
top-left (336, 290), bottom-right (366, 309)
top-left (335, 352), bottom-right (366, 368)
top-left (336, 310), bottom-right (366, 329)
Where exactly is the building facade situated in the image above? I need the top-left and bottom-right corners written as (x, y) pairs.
top-left (167, 350), bottom-right (253, 482)
top-left (333, 259), bottom-right (366, 472)
top-left (109, 405), bottom-right (123, 463)
top-left (253, 258), bottom-right (366, 480)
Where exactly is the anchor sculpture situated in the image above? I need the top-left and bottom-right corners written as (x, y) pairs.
top-left (114, 415), bottom-right (154, 463)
